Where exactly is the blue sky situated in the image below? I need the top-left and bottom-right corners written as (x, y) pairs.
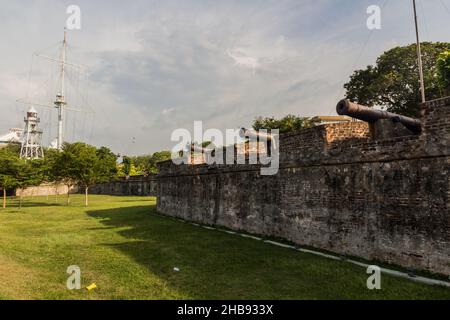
top-left (1, 0), bottom-right (450, 155)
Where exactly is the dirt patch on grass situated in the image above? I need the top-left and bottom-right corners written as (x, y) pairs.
top-left (0, 255), bottom-right (41, 300)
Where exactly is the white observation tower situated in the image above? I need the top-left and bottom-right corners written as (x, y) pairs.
top-left (20, 107), bottom-right (44, 159)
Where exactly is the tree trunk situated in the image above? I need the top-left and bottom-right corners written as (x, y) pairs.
top-left (85, 186), bottom-right (89, 207)
top-left (67, 186), bottom-right (71, 205)
top-left (2, 189), bottom-right (6, 209)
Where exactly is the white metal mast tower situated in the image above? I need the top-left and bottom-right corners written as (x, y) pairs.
top-left (20, 107), bottom-right (44, 159)
top-left (16, 29), bottom-right (92, 152)
top-left (55, 29), bottom-right (68, 150)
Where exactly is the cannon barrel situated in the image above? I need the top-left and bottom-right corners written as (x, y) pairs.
top-left (190, 143), bottom-right (214, 153)
top-left (336, 99), bottom-right (422, 134)
top-left (239, 128), bottom-right (274, 141)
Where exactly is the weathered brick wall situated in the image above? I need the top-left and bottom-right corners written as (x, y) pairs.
top-left (325, 121), bottom-right (370, 143)
top-left (157, 98), bottom-right (450, 276)
top-left (89, 175), bottom-right (157, 196)
top-left (14, 183), bottom-right (78, 197)
top-left (279, 122), bottom-right (370, 163)
top-left (16, 183), bottom-right (78, 197)
top-left (422, 97), bottom-right (450, 137)
top-left (421, 97), bottom-right (450, 157)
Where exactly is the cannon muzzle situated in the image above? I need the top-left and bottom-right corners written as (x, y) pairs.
top-left (239, 128), bottom-right (274, 141)
top-left (189, 143), bottom-right (214, 153)
top-left (336, 99), bottom-right (422, 134)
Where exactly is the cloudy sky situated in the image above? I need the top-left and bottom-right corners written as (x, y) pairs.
top-left (1, 0), bottom-right (450, 155)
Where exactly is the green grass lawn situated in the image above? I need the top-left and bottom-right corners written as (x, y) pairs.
top-left (0, 194), bottom-right (449, 300)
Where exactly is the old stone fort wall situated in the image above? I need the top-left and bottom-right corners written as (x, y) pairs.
top-left (156, 98), bottom-right (450, 276)
top-left (89, 175), bottom-right (157, 197)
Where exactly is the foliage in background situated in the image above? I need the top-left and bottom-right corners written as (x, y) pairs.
top-left (437, 50), bottom-right (450, 95)
top-left (0, 141), bottom-right (171, 209)
top-left (58, 143), bottom-right (118, 206)
top-left (119, 151), bottom-right (172, 177)
top-left (120, 156), bottom-right (133, 177)
top-left (15, 158), bottom-right (46, 208)
top-left (0, 142), bottom-right (117, 208)
top-left (95, 146), bottom-right (119, 184)
top-left (344, 42), bottom-right (450, 117)
top-left (48, 146), bottom-right (77, 205)
top-left (252, 114), bottom-right (319, 134)
top-left (0, 145), bottom-right (47, 208)
top-left (0, 147), bottom-right (21, 208)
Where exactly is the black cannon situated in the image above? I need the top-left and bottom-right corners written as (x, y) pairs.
top-left (190, 143), bottom-right (211, 153)
top-left (239, 128), bottom-right (274, 141)
top-left (336, 99), bottom-right (422, 134)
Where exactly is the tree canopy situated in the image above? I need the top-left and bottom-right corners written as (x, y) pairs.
top-left (58, 143), bottom-right (118, 206)
top-left (0, 147), bottom-right (21, 208)
top-left (0, 145), bottom-right (46, 208)
top-left (0, 142), bottom-right (118, 208)
top-left (119, 151), bottom-right (172, 177)
top-left (344, 42), bottom-right (450, 117)
top-left (252, 115), bottom-right (319, 134)
top-left (437, 50), bottom-right (450, 95)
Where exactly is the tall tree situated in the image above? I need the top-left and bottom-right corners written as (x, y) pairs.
top-left (122, 156), bottom-right (132, 177)
top-left (42, 148), bottom-right (65, 201)
top-left (344, 42), bottom-right (450, 117)
top-left (62, 143), bottom-right (117, 206)
top-left (54, 144), bottom-right (80, 205)
top-left (15, 159), bottom-right (45, 209)
top-left (95, 146), bottom-right (119, 184)
top-left (0, 147), bottom-right (21, 209)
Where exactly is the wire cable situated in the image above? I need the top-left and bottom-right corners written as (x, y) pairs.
top-left (439, 0), bottom-right (450, 15)
top-left (335, 0), bottom-right (390, 104)
top-left (418, 0), bottom-right (431, 42)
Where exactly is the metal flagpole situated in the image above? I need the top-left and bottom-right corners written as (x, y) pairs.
top-left (413, 0), bottom-right (426, 103)
top-left (55, 29), bottom-right (67, 150)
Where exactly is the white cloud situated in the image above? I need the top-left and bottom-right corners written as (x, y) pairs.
top-left (227, 49), bottom-right (261, 73)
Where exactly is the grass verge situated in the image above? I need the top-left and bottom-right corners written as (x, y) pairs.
top-left (0, 195), bottom-right (449, 300)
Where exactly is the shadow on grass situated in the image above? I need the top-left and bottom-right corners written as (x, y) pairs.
top-left (3, 202), bottom-right (64, 209)
top-left (85, 203), bottom-right (450, 300)
top-left (87, 204), bottom-right (327, 299)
